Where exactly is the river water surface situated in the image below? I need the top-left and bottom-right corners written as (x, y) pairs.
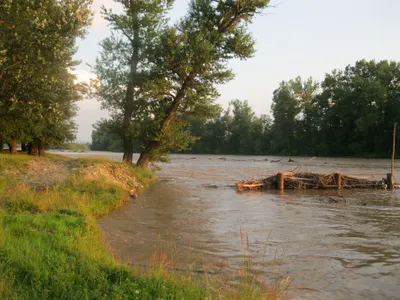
top-left (58, 152), bottom-right (400, 299)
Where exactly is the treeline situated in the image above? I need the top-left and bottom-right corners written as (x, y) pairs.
top-left (93, 60), bottom-right (400, 158)
top-left (51, 143), bottom-right (91, 152)
top-left (0, 0), bottom-right (92, 155)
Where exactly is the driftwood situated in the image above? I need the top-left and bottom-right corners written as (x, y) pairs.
top-left (236, 172), bottom-right (389, 192)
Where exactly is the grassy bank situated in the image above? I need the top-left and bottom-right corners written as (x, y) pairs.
top-left (0, 154), bottom-right (288, 299)
top-left (0, 154), bottom-right (209, 299)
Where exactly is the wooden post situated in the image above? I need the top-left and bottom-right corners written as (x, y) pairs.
top-left (277, 173), bottom-right (285, 191)
top-left (387, 173), bottom-right (393, 190)
top-left (334, 173), bottom-right (342, 189)
top-left (390, 122), bottom-right (397, 189)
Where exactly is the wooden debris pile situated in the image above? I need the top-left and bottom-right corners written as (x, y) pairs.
top-left (236, 172), bottom-right (387, 192)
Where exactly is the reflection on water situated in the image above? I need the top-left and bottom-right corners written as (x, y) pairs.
top-left (55, 152), bottom-right (400, 299)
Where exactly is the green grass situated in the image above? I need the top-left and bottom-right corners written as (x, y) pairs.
top-left (0, 154), bottom-right (287, 299)
top-left (0, 154), bottom-right (208, 299)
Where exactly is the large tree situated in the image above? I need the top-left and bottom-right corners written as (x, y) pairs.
top-left (134, 0), bottom-right (271, 167)
top-left (0, 0), bottom-right (92, 154)
top-left (94, 0), bottom-right (173, 164)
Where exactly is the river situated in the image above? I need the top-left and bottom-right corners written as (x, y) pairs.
top-left (55, 152), bottom-right (400, 299)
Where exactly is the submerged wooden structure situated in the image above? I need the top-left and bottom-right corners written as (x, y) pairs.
top-left (236, 172), bottom-right (393, 192)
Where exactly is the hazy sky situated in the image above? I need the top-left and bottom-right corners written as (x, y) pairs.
top-left (73, 0), bottom-right (400, 142)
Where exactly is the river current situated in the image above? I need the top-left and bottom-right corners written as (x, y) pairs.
top-left (55, 152), bottom-right (400, 299)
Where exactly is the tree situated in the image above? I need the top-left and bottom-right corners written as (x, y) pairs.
top-left (289, 77), bottom-right (319, 154)
top-left (317, 60), bottom-right (400, 156)
top-left (0, 0), bottom-right (92, 154)
top-left (253, 114), bottom-right (272, 154)
top-left (179, 100), bottom-right (272, 155)
top-left (202, 109), bottom-right (232, 154)
top-left (134, 0), bottom-right (271, 167)
top-left (270, 81), bottom-right (300, 154)
top-left (228, 100), bottom-right (257, 154)
top-left (93, 0), bottom-right (174, 164)
top-left (91, 118), bottom-right (125, 152)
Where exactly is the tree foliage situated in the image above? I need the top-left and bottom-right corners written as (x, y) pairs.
top-left (133, 0), bottom-right (271, 166)
top-left (0, 0), bottom-right (92, 154)
top-left (91, 119), bottom-right (125, 152)
top-left (93, 59), bottom-right (400, 158)
top-left (93, 0), bottom-right (174, 163)
top-left (94, 0), bottom-right (271, 166)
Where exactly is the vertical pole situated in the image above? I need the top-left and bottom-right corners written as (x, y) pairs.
top-left (334, 173), bottom-right (342, 189)
top-left (277, 173), bottom-right (285, 191)
top-left (390, 122), bottom-right (397, 189)
top-left (387, 173), bottom-right (392, 190)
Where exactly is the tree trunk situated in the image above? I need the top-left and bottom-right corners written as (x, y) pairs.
top-left (122, 7), bottom-right (139, 165)
top-left (122, 137), bottom-right (134, 164)
top-left (136, 153), bottom-right (149, 168)
top-left (136, 141), bottom-right (159, 168)
top-left (28, 142), bottom-right (38, 156)
top-left (135, 73), bottom-right (195, 167)
top-left (9, 141), bottom-right (17, 154)
top-left (122, 76), bottom-right (135, 164)
top-left (0, 141), bottom-right (3, 152)
top-left (38, 138), bottom-right (45, 156)
top-left (21, 143), bottom-right (27, 152)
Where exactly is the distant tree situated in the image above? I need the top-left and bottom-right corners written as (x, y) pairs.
top-left (184, 100), bottom-right (272, 155)
top-left (91, 119), bottom-right (124, 152)
top-left (317, 60), bottom-right (400, 157)
top-left (228, 100), bottom-right (257, 154)
top-left (270, 81), bottom-right (301, 155)
top-left (253, 114), bottom-right (273, 154)
top-left (202, 110), bottom-right (232, 154)
top-left (289, 77), bottom-right (319, 154)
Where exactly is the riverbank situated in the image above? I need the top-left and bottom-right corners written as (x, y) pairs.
top-left (0, 154), bottom-right (287, 299)
top-left (0, 154), bottom-right (211, 299)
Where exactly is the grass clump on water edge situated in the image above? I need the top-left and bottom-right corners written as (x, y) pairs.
top-left (0, 154), bottom-right (288, 299)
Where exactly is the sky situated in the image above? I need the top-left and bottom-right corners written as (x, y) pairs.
top-left (73, 0), bottom-right (400, 142)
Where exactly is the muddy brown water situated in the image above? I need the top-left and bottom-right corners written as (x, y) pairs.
top-left (53, 152), bottom-right (400, 299)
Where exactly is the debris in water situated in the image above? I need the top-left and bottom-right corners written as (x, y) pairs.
top-left (236, 172), bottom-right (390, 191)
